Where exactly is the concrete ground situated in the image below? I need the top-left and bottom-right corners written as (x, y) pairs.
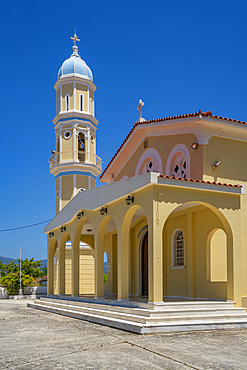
top-left (1, 300), bottom-right (247, 369)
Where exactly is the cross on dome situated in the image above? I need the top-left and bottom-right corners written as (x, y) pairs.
top-left (70, 31), bottom-right (80, 46)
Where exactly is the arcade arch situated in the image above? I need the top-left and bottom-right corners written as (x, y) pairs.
top-left (162, 201), bottom-right (232, 301)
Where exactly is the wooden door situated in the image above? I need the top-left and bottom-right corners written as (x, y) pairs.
top-left (142, 232), bottom-right (148, 296)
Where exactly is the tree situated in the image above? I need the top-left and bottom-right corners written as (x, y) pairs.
top-left (41, 266), bottom-right (47, 276)
top-left (16, 258), bottom-right (43, 278)
top-left (0, 258), bottom-right (44, 295)
top-left (1, 271), bottom-right (34, 296)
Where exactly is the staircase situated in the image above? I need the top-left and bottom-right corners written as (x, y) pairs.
top-left (28, 297), bottom-right (247, 334)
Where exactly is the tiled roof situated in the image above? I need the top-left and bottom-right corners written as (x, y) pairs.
top-left (158, 175), bottom-right (242, 188)
top-left (100, 110), bottom-right (247, 179)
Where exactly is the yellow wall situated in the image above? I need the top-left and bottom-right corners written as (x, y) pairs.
top-left (62, 175), bottom-right (73, 208)
top-left (76, 84), bottom-right (88, 111)
top-left (53, 247), bottom-right (95, 295)
top-left (164, 214), bottom-right (188, 297)
top-left (89, 89), bottom-right (94, 115)
top-left (56, 89), bottom-right (59, 113)
top-left (90, 136), bottom-right (95, 160)
top-left (55, 178), bottom-right (59, 215)
top-left (77, 175), bottom-right (88, 191)
top-left (115, 133), bottom-right (202, 181)
top-left (210, 229), bottom-right (227, 282)
top-left (61, 129), bottom-right (73, 159)
top-left (203, 136), bottom-right (247, 298)
top-left (163, 207), bottom-right (227, 299)
top-left (91, 178), bottom-right (96, 188)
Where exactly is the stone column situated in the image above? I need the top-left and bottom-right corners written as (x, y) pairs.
top-left (187, 211), bottom-right (196, 297)
top-left (47, 238), bottom-right (54, 295)
top-left (117, 226), bottom-right (130, 301)
top-left (148, 216), bottom-right (163, 303)
top-left (71, 237), bottom-right (79, 296)
top-left (58, 242), bottom-right (65, 295)
top-left (94, 232), bottom-right (104, 298)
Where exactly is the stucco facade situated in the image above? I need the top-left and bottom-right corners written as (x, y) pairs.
top-left (46, 37), bottom-right (247, 308)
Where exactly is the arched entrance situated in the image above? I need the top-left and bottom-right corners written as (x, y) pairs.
top-left (141, 231), bottom-right (148, 296)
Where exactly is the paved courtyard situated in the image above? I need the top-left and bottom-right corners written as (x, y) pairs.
top-left (1, 299), bottom-right (247, 369)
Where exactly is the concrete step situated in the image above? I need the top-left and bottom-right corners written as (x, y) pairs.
top-left (32, 299), bottom-right (247, 322)
top-left (38, 296), bottom-right (236, 313)
top-left (28, 298), bottom-right (247, 334)
top-left (28, 302), bottom-right (247, 334)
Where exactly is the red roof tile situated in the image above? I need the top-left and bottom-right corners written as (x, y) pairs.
top-left (158, 175), bottom-right (242, 188)
top-left (100, 111), bottom-right (247, 179)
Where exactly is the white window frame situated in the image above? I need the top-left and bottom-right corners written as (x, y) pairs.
top-left (171, 229), bottom-right (185, 269)
top-left (166, 144), bottom-right (190, 178)
top-left (135, 148), bottom-right (163, 176)
top-left (65, 94), bottom-right (70, 111)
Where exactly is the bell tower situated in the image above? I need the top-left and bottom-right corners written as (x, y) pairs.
top-left (50, 33), bottom-right (102, 215)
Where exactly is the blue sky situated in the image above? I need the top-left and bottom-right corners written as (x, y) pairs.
top-left (1, 0), bottom-right (247, 260)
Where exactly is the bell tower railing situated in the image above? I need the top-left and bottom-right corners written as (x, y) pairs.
top-left (49, 151), bottom-right (102, 170)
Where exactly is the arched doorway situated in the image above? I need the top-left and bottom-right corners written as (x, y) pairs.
top-left (141, 231), bottom-right (148, 296)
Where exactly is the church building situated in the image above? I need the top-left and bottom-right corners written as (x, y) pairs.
top-left (45, 34), bottom-right (247, 309)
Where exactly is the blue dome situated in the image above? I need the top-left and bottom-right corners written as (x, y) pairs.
top-left (58, 46), bottom-right (93, 81)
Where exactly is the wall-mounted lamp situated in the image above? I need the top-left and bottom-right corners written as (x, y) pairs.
top-left (49, 232), bottom-right (54, 238)
top-left (125, 195), bottom-right (134, 205)
top-left (77, 211), bottom-right (84, 219)
top-left (212, 161), bottom-right (221, 170)
top-left (60, 226), bottom-right (66, 232)
top-left (87, 229), bottom-right (92, 233)
top-left (191, 143), bottom-right (198, 150)
top-left (100, 207), bottom-right (107, 215)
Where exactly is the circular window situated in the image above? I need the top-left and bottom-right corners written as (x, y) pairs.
top-left (91, 134), bottom-right (94, 143)
top-left (64, 130), bottom-right (71, 139)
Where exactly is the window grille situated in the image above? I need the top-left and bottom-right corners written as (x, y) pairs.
top-left (173, 230), bottom-right (185, 266)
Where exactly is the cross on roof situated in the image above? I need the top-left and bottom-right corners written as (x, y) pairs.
top-left (70, 31), bottom-right (80, 46)
top-left (137, 99), bottom-right (145, 122)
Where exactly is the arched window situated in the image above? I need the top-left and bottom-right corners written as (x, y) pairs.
top-left (166, 144), bottom-right (190, 178)
top-left (78, 132), bottom-right (85, 162)
top-left (172, 229), bottom-right (185, 267)
top-left (90, 98), bottom-right (93, 114)
top-left (135, 148), bottom-right (163, 176)
top-left (65, 94), bottom-right (70, 111)
top-left (170, 151), bottom-right (187, 178)
top-left (139, 157), bottom-right (159, 174)
top-left (80, 94), bottom-right (84, 112)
